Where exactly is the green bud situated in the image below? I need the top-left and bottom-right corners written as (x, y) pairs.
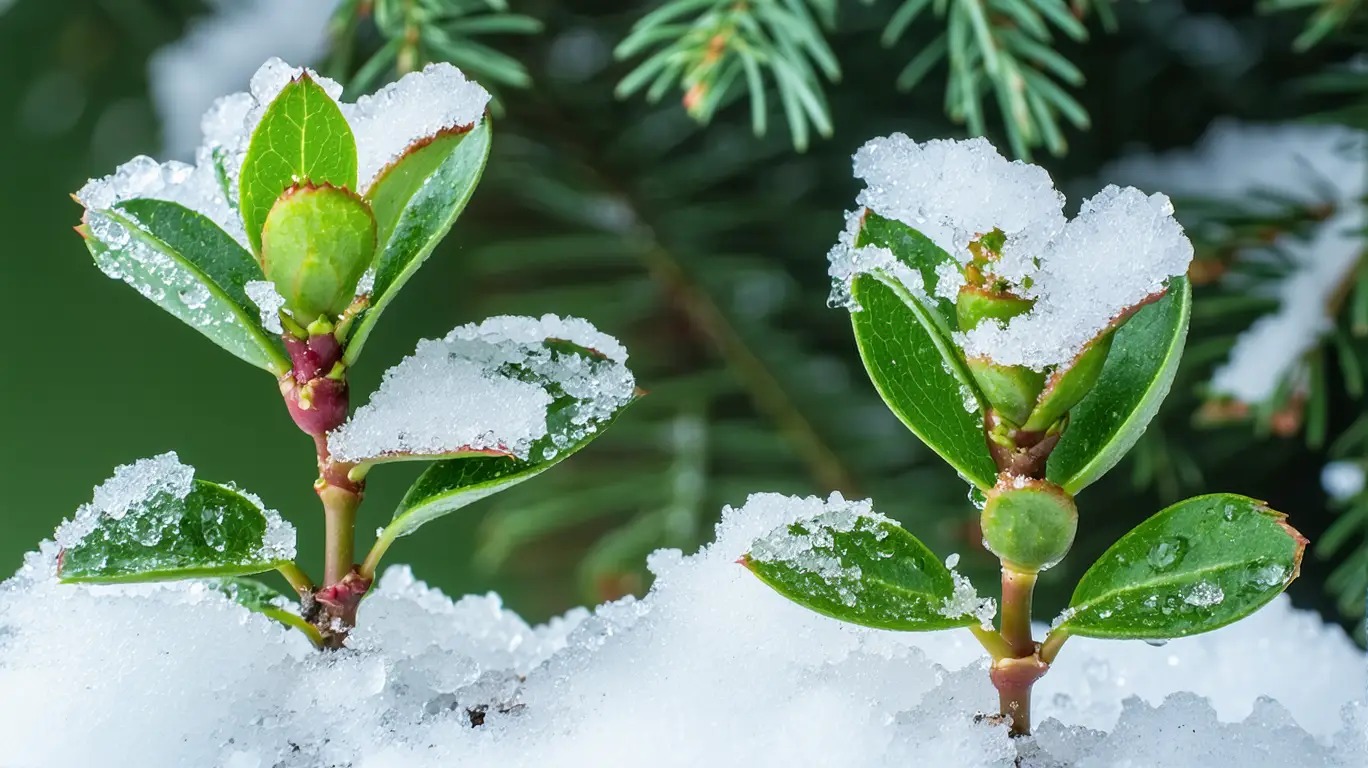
top-left (966, 359), bottom-right (1045, 427)
top-left (1021, 329), bottom-right (1115, 433)
top-left (958, 286), bottom-right (1044, 426)
top-left (980, 478), bottom-right (1078, 571)
top-left (259, 183), bottom-right (377, 324)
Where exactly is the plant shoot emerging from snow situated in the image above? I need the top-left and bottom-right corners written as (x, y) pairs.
top-left (66, 59), bottom-right (637, 647)
top-left (743, 135), bottom-right (1309, 735)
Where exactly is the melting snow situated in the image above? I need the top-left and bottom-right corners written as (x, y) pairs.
top-left (2, 492), bottom-right (1360, 766)
top-left (828, 136), bottom-right (1193, 370)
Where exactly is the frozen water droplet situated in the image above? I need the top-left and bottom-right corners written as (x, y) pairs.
top-left (967, 486), bottom-right (987, 510)
top-left (1182, 581), bottom-right (1224, 608)
top-left (1144, 638), bottom-right (1170, 647)
top-left (1146, 536), bottom-right (1188, 571)
top-left (178, 282), bottom-right (211, 310)
top-left (944, 553), bottom-right (960, 569)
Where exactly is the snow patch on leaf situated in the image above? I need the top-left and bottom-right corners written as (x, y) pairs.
top-left (828, 135), bottom-right (1194, 370)
top-left (77, 57), bottom-right (490, 252)
top-left (328, 314), bottom-right (634, 463)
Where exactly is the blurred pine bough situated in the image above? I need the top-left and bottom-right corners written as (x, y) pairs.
top-left (8, 0), bottom-right (1368, 639)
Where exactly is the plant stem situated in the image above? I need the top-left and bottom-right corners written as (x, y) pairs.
top-left (313, 434), bottom-right (363, 588)
top-left (1038, 629), bottom-right (1068, 665)
top-left (993, 565), bottom-right (1044, 735)
top-left (969, 624), bottom-right (1013, 660)
top-left (321, 484), bottom-right (360, 587)
top-left (276, 561), bottom-right (314, 595)
top-left (359, 524), bottom-right (398, 582)
top-left (1000, 566), bottom-right (1037, 657)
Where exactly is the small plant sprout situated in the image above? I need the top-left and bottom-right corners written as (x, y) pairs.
top-left (67, 59), bottom-right (637, 648)
top-left (739, 135), bottom-right (1310, 736)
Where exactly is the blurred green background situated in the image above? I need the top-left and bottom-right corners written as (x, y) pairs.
top-left (0, 0), bottom-right (1363, 631)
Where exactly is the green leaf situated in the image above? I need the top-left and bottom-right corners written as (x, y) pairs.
top-left (343, 119), bottom-right (492, 365)
top-left (376, 399), bottom-right (633, 553)
top-left (213, 577), bottom-right (323, 646)
top-left (214, 575), bottom-right (289, 611)
top-left (58, 480), bottom-right (296, 583)
top-left (856, 211), bottom-right (962, 343)
top-left (239, 74), bottom-right (358, 254)
top-left (1047, 277), bottom-right (1191, 494)
top-left (1055, 494), bottom-right (1307, 639)
top-left (259, 183), bottom-right (377, 321)
top-left (850, 276), bottom-right (998, 488)
top-left (743, 509), bottom-right (984, 631)
top-left (81, 200), bottom-right (289, 374)
top-left (1022, 329), bottom-right (1114, 432)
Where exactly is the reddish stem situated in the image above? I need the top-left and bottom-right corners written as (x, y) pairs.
top-left (992, 566), bottom-right (1044, 735)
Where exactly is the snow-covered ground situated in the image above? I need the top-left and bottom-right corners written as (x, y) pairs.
top-left (0, 492), bottom-right (1362, 767)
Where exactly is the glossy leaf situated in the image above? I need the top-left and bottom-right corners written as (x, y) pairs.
top-left (213, 577), bottom-right (322, 646)
top-left (331, 332), bottom-right (634, 467)
top-left (743, 513), bottom-right (983, 631)
top-left (259, 184), bottom-right (377, 321)
top-left (1022, 329), bottom-right (1114, 432)
top-left (1054, 493), bottom-right (1306, 640)
top-left (239, 74), bottom-right (358, 254)
top-left (851, 275), bottom-right (998, 489)
top-left (344, 119), bottom-right (492, 365)
top-left (857, 210), bottom-right (959, 338)
top-left (81, 200), bottom-right (289, 374)
top-left (1047, 277), bottom-right (1191, 494)
top-left (375, 400), bottom-right (633, 554)
top-left (58, 481), bottom-right (295, 583)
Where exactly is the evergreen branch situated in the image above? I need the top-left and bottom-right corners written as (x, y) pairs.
top-left (330, 0), bottom-right (542, 98)
top-left (1323, 419), bottom-right (1368, 631)
top-left (615, 0), bottom-right (839, 150)
top-left (883, 0), bottom-right (1092, 159)
top-left (1260, 0), bottom-right (1364, 51)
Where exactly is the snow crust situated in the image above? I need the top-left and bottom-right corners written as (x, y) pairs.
top-left (328, 314), bottom-right (635, 463)
top-left (1, 492), bottom-right (1361, 766)
top-left (77, 58), bottom-right (490, 252)
top-left (1106, 121), bottom-right (1368, 404)
top-left (830, 136), bottom-right (1194, 370)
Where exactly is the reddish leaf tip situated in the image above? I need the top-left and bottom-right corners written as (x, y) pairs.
top-left (366, 123), bottom-right (475, 197)
top-left (1274, 516), bottom-right (1310, 582)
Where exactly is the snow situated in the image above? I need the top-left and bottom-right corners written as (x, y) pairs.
top-left (52, 453), bottom-right (297, 567)
top-left (1105, 120), bottom-right (1368, 405)
top-left (831, 135), bottom-right (1194, 370)
top-left (53, 452), bottom-right (194, 550)
top-left (328, 314), bottom-right (635, 463)
top-left (77, 58), bottom-right (490, 252)
top-left (1, 492), bottom-right (1361, 766)
top-left (148, 0), bottom-right (337, 158)
top-left (1323, 460), bottom-right (1366, 501)
top-left (244, 280), bottom-right (285, 334)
